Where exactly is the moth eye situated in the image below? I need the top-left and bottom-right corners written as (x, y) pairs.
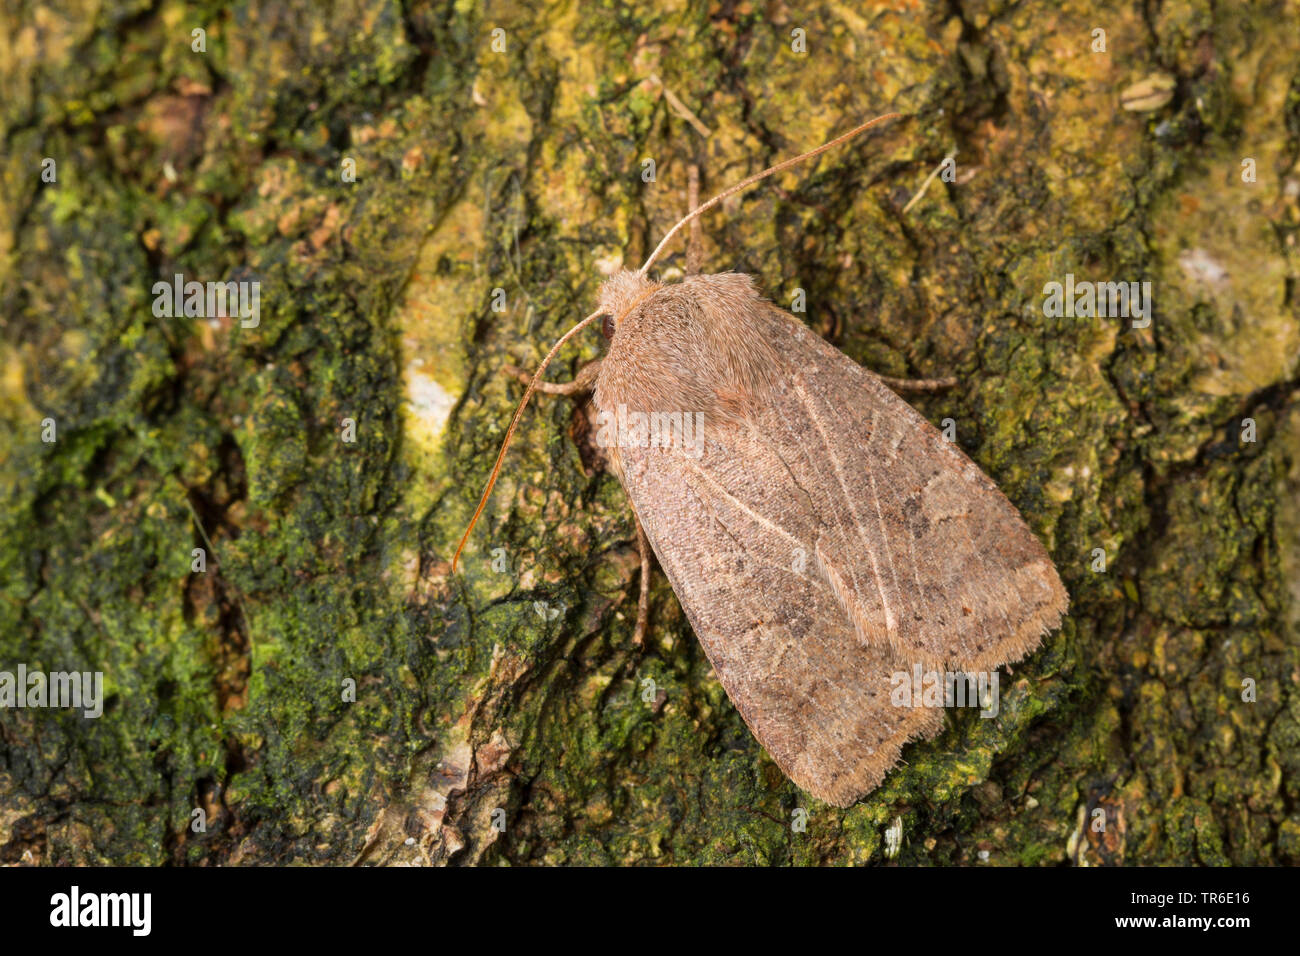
top-left (599, 313), bottom-right (615, 340)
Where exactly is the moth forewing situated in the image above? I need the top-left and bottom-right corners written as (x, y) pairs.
top-left (594, 273), bottom-right (1067, 806)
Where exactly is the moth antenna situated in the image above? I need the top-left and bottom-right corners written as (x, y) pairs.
top-left (451, 309), bottom-right (604, 574)
top-left (638, 112), bottom-right (902, 276)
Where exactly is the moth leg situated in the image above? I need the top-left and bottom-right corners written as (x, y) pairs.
top-left (502, 359), bottom-right (601, 396)
top-left (633, 513), bottom-right (652, 647)
top-left (877, 374), bottom-right (957, 393)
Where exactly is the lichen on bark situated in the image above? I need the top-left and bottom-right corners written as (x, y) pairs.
top-left (1, 0), bottom-right (1297, 865)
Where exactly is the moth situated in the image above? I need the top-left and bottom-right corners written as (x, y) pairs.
top-left (455, 114), bottom-right (1068, 807)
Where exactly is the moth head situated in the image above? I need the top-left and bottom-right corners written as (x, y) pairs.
top-left (595, 270), bottom-right (658, 340)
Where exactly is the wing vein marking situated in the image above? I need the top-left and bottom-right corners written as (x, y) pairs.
top-left (764, 424), bottom-right (820, 520)
top-left (792, 381), bottom-right (898, 639)
top-left (672, 457), bottom-right (835, 599)
top-left (862, 416), bottom-right (904, 636)
top-left (680, 456), bottom-right (807, 551)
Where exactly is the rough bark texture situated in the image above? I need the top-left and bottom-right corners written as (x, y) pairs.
top-left (1, 0), bottom-right (1298, 866)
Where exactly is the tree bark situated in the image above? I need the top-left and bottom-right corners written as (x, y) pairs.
top-left (1, 0), bottom-right (1298, 865)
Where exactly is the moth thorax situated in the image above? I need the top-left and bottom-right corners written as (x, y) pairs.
top-left (596, 270), bottom-right (658, 333)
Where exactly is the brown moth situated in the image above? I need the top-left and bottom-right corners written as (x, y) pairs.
top-left (455, 114), bottom-right (1068, 807)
